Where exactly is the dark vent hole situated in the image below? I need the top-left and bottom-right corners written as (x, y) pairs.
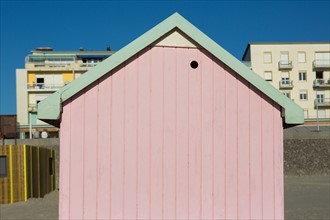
top-left (190, 60), bottom-right (198, 69)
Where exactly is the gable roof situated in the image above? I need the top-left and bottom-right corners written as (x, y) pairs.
top-left (38, 12), bottom-right (303, 127)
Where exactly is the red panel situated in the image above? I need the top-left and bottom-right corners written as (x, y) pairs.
top-left (150, 47), bottom-right (164, 219)
top-left (136, 49), bottom-right (151, 219)
top-left (213, 58), bottom-right (226, 219)
top-left (59, 102), bottom-right (71, 219)
top-left (175, 48), bottom-right (190, 219)
top-left (110, 64), bottom-right (125, 219)
top-left (83, 85), bottom-right (98, 219)
top-left (96, 77), bottom-right (111, 219)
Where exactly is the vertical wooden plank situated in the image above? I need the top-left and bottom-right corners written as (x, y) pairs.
top-left (30, 146), bottom-right (33, 198)
top-left (225, 68), bottom-right (238, 219)
top-left (9, 145), bottom-right (13, 204)
top-left (213, 58), bottom-right (226, 219)
top-left (188, 48), bottom-right (202, 219)
top-left (69, 95), bottom-right (85, 219)
top-left (150, 47), bottom-right (163, 219)
top-left (200, 50), bottom-right (213, 219)
top-left (23, 144), bottom-right (27, 201)
top-left (237, 76), bottom-right (251, 219)
top-left (83, 84), bottom-right (98, 219)
top-left (249, 86), bottom-right (263, 219)
top-left (137, 48), bottom-right (151, 219)
top-left (176, 48), bottom-right (189, 219)
top-left (274, 105), bottom-right (284, 220)
top-left (60, 106), bottom-right (72, 183)
top-left (96, 76), bottom-right (111, 219)
top-left (111, 64), bottom-right (125, 219)
top-left (262, 95), bottom-right (275, 219)
top-left (163, 47), bottom-right (176, 219)
top-left (124, 56), bottom-right (138, 219)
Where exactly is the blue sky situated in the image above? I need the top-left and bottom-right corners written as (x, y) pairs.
top-left (0, 0), bottom-right (329, 115)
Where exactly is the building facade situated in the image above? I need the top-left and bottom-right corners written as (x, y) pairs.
top-left (16, 48), bottom-right (114, 138)
top-left (242, 43), bottom-right (330, 123)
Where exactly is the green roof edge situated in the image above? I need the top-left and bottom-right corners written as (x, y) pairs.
top-left (38, 12), bottom-right (304, 126)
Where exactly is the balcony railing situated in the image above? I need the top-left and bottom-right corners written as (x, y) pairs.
top-left (80, 62), bottom-right (100, 67)
top-left (28, 104), bottom-right (38, 112)
top-left (278, 60), bottom-right (293, 70)
top-left (314, 98), bottom-right (330, 107)
top-left (313, 79), bottom-right (330, 88)
top-left (279, 79), bottom-right (294, 89)
top-left (27, 83), bottom-right (64, 90)
top-left (313, 59), bottom-right (330, 69)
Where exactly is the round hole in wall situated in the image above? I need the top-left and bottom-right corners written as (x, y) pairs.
top-left (190, 60), bottom-right (198, 69)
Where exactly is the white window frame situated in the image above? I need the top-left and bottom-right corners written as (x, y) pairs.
top-left (299, 91), bottom-right (308, 100)
top-left (263, 52), bottom-right (272, 63)
top-left (299, 71), bottom-right (307, 81)
top-left (264, 71), bottom-right (273, 81)
top-left (298, 52), bottom-right (306, 63)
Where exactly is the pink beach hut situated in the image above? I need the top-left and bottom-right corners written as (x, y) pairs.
top-left (38, 13), bottom-right (303, 220)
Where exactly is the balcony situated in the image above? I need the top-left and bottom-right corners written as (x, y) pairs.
top-left (79, 62), bottom-right (100, 68)
top-left (27, 83), bottom-right (64, 91)
top-left (313, 79), bottom-right (330, 88)
top-left (278, 60), bottom-right (293, 70)
top-left (28, 104), bottom-right (38, 112)
top-left (313, 59), bottom-right (330, 70)
top-left (314, 98), bottom-right (330, 107)
top-left (279, 79), bottom-right (294, 89)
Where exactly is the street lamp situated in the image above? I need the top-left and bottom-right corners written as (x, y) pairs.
top-left (314, 80), bottom-right (320, 132)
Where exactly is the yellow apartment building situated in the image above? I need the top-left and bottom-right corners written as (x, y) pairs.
top-left (16, 47), bottom-right (114, 138)
top-left (242, 42), bottom-right (330, 124)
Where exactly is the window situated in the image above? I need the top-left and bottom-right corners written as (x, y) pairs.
top-left (0, 156), bottom-right (7, 178)
top-left (263, 52), bottom-right (272, 63)
top-left (264, 71), bottom-right (272, 81)
top-left (299, 91), bottom-right (308, 100)
top-left (283, 91), bottom-right (291, 99)
top-left (316, 92), bottom-right (324, 104)
top-left (298, 52), bottom-right (306, 63)
top-left (299, 71), bottom-right (307, 81)
top-left (281, 72), bottom-right (290, 84)
top-left (280, 52), bottom-right (289, 64)
top-left (316, 71), bottom-right (323, 79)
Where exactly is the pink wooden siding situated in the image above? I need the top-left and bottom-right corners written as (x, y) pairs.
top-left (60, 46), bottom-right (284, 219)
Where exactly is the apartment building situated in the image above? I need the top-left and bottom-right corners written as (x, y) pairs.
top-left (242, 42), bottom-right (330, 124)
top-left (16, 47), bottom-right (114, 138)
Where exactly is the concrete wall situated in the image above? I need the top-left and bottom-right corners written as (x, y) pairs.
top-left (16, 69), bottom-right (28, 127)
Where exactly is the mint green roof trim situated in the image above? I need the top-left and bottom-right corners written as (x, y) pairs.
top-left (38, 12), bottom-right (303, 126)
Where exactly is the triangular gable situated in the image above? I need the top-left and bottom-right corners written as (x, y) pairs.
top-left (38, 12), bottom-right (303, 127)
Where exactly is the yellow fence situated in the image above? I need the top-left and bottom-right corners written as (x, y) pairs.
top-left (0, 145), bottom-right (56, 204)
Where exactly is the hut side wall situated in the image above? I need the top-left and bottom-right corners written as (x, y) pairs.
top-left (60, 46), bottom-right (284, 220)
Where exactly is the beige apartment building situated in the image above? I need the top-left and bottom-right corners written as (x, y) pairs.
top-left (242, 42), bottom-right (330, 124)
top-left (16, 47), bottom-right (114, 138)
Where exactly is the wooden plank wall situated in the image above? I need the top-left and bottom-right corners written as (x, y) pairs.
top-left (0, 145), bottom-right (56, 204)
top-left (60, 46), bottom-right (284, 219)
top-left (0, 146), bottom-right (11, 204)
